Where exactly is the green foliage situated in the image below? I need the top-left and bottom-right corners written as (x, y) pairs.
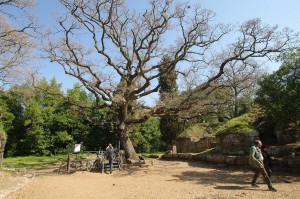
top-left (0, 91), bottom-right (15, 132)
top-left (53, 131), bottom-right (73, 153)
top-left (158, 56), bottom-right (182, 146)
top-left (215, 113), bottom-right (256, 138)
top-left (256, 50), bottom-right (300, 138)
top-left (130, 117), bottom-right (161, 153)
top-left (2, 78), bottom-right (113, 157)
top-left (158, 55), bottom-right (178, 94)
top-left (160, 116), bottom-right (184, 146)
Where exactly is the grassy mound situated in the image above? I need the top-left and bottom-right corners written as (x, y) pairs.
top-left (215, 113), bottom-right (256, 138)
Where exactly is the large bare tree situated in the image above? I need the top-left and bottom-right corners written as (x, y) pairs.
top-left (0, 0), bottom-right (36, 87)
top-left (220, 59), bottom-right (264, 117)
top-left (45, 0), bottom-right (299, 161)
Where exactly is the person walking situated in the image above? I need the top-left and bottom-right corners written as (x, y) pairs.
top-left (106, 143), bottom-right (115, 174)
top-left (261, 145), bottom-right (272, 178)
top-left (249, 140), bottom-right (277, 192)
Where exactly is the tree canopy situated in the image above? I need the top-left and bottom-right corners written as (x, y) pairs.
top-left (256, 50), bottom-right (300, 142)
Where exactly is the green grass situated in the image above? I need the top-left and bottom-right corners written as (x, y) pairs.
top-left (141, 152), bottom-right (164, 158)
top-left (3, 155), bottom-right (67, 170)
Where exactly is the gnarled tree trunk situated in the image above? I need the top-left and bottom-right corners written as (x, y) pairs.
top-left (120, 132), bottom-right (139, 163)
top-left (0, 130), bottom-right (7, 168)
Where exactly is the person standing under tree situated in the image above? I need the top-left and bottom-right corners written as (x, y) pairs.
top-left (106, 143), bottom-right (115, 174)
top-left (249, 140), bottom-right (277, 192)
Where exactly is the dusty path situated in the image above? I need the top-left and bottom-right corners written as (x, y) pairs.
top-left (4, 160), bottom-right (300, 199)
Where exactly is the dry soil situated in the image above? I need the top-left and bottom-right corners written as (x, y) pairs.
top-left (2, 159), bottom-right (300, 199)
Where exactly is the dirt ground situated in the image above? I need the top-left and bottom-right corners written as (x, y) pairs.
top-left (2, 159), bottom-right (300, 199)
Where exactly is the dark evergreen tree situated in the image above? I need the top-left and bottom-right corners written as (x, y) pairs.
top-left (158, 56), bottom-right (181, 147)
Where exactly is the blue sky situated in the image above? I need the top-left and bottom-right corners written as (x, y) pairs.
top-left (35, 0), bottom-right (300, 93)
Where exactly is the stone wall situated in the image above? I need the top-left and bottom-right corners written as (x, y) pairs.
top-left (161, 153), bottom-right (300, 172)
top-left (176, 131), bottom-right (259, 155)
top-left (278, 132), bottom-right (300, 144)
top-left (176, 136), bottom-right (216, 153)
top-left (215, 131), bottom-right (260, 155)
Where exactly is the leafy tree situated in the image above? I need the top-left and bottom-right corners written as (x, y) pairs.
top-left (141, 117), bottom-right (161, 152)
top-left (256, 50), bottom-right (300, 142)
top-left (4, 79), bottom-right (71, 156)
top-left (130, 117), bottom-right (161, 153)
top-left (2, 79), bottom-right (114, 156)
top-left (22, 99), bottom-right (51, 155)
top-left (0, 90), bottom-right (15, 131)
top-left (2, 83), bottom-right (36, 156)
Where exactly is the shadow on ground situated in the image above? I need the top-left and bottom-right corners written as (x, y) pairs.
top-left (166, 160), bottom-right (300, 186)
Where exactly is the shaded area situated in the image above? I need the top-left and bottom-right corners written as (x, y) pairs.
top-left (166, 160), bottom-right (300, 186)
top-left (170, 170), bottom-right (252, 185)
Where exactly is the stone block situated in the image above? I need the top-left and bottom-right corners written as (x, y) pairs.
top-left (212, 154), bottom-right (226, 164)
top-left (225, 156), bottom-right (236, 165)
top-left (178, 153), bottom-right (192, 160)
top-left (287, 156), bottom-right (300, 168)
top-left (235, 156), bottom-right (249, 165)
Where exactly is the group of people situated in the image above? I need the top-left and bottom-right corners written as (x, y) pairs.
top-left (249, 140), bottom-right (276, 192)
top-left (107, 140), bottom-right (277, 192)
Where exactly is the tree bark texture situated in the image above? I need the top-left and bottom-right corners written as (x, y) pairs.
top-left (0, 136), bottom-right (6, 168)
top-left (120, 131), bottom-right (139, 162)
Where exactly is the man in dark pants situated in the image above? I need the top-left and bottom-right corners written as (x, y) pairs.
top-left (262, 145), bottom-right (272, 178)
top-left (106, 143), bottom-right (115, 174)
top-left (249, 140), bottom-right (277, 192)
